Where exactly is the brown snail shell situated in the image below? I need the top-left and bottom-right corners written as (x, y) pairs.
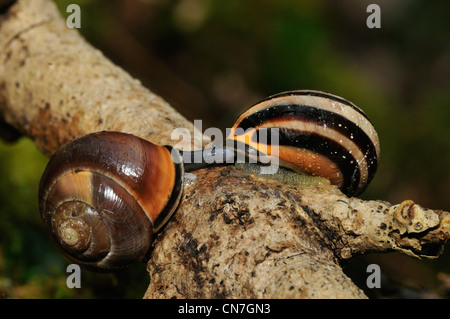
top-left (38, 131), bottom-right (184, 271)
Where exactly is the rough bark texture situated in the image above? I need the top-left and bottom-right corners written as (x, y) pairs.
top-left (1, 0), bottom-right (449, 299)
top-left (0, 0), bottom-right (199, 155)
top-left (144, 167), bottom-right (449, 298)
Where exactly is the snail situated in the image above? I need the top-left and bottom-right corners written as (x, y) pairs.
top-left (226, 90), bottom-right (380, 197)
top-left (38, 132), bottom-right (185, 271)
top-left (38, 90), bottom-right (380, 271)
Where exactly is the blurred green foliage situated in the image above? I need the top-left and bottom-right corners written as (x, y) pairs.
top-left (0, 0), bottom-right (448, 298)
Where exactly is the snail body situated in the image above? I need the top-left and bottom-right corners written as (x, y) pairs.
top-left (38, 90), bottom-right (380, 271)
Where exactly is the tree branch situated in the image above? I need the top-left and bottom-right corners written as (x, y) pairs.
top-left (144, 167), bottom-right (449, 298)
top-left (0, 0), bottom-right (197, 155)
top-left (0, 0), bottom-right (448, 299)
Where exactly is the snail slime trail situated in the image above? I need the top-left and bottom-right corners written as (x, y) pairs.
top-left (38, 90), bottom-right (380, 271)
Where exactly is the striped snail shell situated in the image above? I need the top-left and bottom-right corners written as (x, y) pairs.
top-left (38, 90), bottom-right (380, 271)
top-left (38, 132), bottom-right (183, 271)
top-left (226, 90), bottom-right (380, 196)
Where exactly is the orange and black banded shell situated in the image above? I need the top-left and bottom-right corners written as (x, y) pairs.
top-left (38, 131), bottom-right (184, 271)
top-left (226, 90), bottom-right (380, 197)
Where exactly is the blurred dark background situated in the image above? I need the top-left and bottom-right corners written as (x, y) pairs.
top-left (0, 0), bottom-right (448, 298)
